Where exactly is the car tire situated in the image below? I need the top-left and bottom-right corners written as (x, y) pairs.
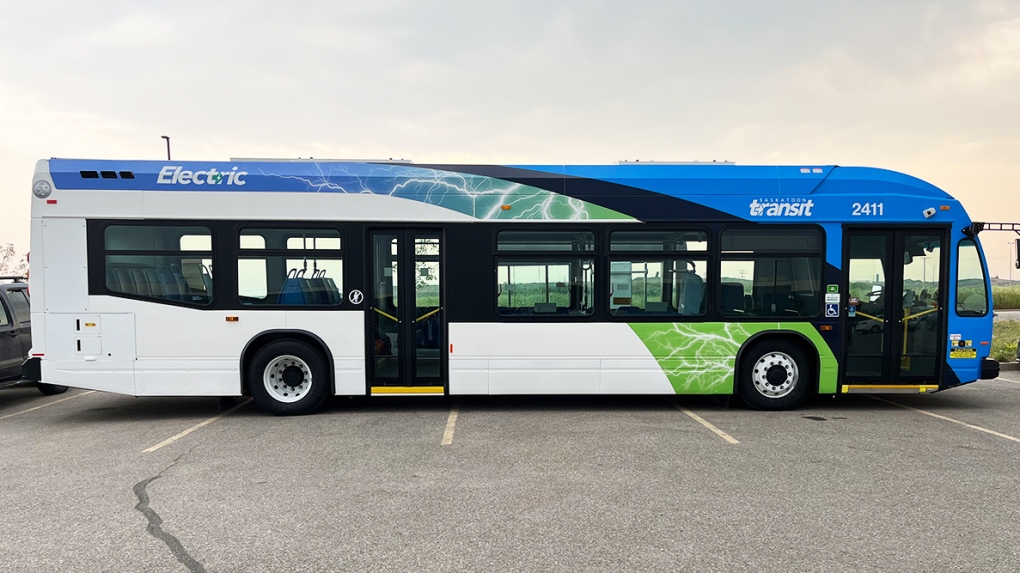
top-left (738, 341), bottom-right (812, 410)
top-left (36, 382), bottom-right (68, 395)
top-left (248, 340), bottom-right (329, 416)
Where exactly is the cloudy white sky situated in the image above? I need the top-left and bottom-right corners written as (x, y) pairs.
top-left (3, 1), bottom-right (1020, 277)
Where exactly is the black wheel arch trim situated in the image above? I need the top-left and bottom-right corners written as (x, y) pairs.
top-left (240, 329), bottom-right (335, 395)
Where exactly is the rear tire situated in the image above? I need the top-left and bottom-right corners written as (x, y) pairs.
top-left (248, 340), bottom-right (329, 416)
top-left (738, 341), bottom-right (811, 410)
top-left (36, 382), bottom-right (68, 396)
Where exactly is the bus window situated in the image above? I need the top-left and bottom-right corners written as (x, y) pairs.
top-left (497, 260), bottom-right (594, 316)
top-left (238, 228), bottom-right (343, 306)
top-left (103, 224), bottom-right (214, 306)
top-left (957, 239), bottom-right (988, 317)
top-left (608, 259), bottom-right (706, 317)
top-left (720, 228), bottom-right (822, 318)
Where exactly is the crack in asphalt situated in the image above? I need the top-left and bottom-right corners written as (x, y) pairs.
top-left (133, 450), bottom-right (208, 573)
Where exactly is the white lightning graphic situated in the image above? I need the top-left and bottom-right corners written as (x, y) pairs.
top-left (257, 162), bottom-right (616, 220)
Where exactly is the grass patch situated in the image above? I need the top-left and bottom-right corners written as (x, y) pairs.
top-left (992, 319), bottom-right (1020, 362)
top-left (992, 285), bottom-right (1020, 310)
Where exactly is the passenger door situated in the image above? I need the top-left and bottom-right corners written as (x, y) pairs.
top-left (366, 230), bottom-right (445, 394)
top-left (842, 229), bottom-right (947, 386)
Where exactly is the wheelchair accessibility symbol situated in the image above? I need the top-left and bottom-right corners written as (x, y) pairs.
top-left (824, 303), bottom-right (839, 318)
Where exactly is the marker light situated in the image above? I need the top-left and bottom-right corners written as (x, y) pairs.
top-left (33, 180), bottom-right (52, 198)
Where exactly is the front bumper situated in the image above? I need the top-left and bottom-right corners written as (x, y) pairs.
top-left (980, 358), bottom-right (1000, 380)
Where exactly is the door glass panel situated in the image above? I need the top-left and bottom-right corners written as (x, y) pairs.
top-left (371, 234), bottom-right (400, 381)
top-left (900, 235), bottom-right (941, 377)
top-left (414, 235), bottom-right (441, 380)
top-left (846, 234), bottom-right (888, 378)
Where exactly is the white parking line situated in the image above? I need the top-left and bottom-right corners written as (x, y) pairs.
top-left (441, 401), bottom-right (460, 446)
top-left (670, 401), bottom-right (740, 444)
top-left (0, 391), bottom-right (96, 421)
top-left (996, 377), bottom-right (1020, 385)
top-left (870, 396), bottom-right (1020, 444)
top-left (143, 398), bottom-right (252, 453)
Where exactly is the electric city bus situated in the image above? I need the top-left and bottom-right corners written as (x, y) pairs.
top-left (22, 159), bottom-right (999, 415)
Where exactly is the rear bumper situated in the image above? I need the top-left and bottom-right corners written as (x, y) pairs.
top-left (21, 357), bottom-right (41, 382)
top-left (980, 358), bottom-right (1000, 380)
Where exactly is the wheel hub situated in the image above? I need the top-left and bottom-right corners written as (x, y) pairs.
top-left (751, 351), bottom-right (799, 399)
top-left (263, 355), bottom-right (313, 404)
top-left (766, 365), bottom-right (788, 385)
top-left (281, 365), bottom-right (305, 387)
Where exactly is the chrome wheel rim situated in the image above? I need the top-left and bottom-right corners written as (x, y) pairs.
top-left (263, 354), bottom-right (312, 403)
top-left (751, 351), bottom-right (798, 399)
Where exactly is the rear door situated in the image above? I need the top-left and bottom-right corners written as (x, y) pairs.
top-left (366, 229), bottom-right (446, 395)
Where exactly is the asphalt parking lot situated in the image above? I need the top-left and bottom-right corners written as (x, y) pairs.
top-left (2, 374), bottom-right (1019, 573)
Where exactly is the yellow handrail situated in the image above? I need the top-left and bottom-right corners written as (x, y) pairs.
top-left (373, 308), bottom-right (399, 322)
top-left (854, 311), bottom-right (883, 322)
top-left (414, 307), bottom-right (441, 323)
top-left (903, 306), bottom-right (939, 322)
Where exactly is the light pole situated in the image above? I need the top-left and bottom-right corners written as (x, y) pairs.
top-left (160, 135), bottom-right (171, 160)
top-left (1009, 241), bottom-right (1014, 284)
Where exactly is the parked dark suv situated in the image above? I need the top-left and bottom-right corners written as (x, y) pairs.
top-left (0, 277), bottom-right (66, 395)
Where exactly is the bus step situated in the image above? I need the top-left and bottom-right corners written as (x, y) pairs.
top-left (370, 386), bottom-right (445, 396)
top-left (841, 385), bottom-right (939, 394)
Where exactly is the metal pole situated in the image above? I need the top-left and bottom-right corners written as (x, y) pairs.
top-left (160, 135), bottom-right (171, 160)
top-left (1010, 241), bottom-right (1014, 284)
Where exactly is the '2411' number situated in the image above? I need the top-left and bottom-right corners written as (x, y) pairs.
top-left (852, 202), bottom-right (884, 216)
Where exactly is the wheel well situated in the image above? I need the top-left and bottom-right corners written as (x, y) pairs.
top-left (734, 331), bottom-right (821, 394)
top-left (240, 330), bottom-right (335, 396)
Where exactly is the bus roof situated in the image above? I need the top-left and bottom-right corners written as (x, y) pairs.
top-left (36, 158), bottom-right (964, 225)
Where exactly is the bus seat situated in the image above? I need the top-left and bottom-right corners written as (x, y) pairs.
top-left (129, 269), bottom-right (152, 296)
top-left (677, 272), bottom-right (704, 315)
top-left (142, 268), bottom-right (166, 298)
top-left (615, 305), bottom-right (642, 315)
top-left (154, 265), bottom-right (184, 300)
top-left (720, 282), bottom-right (745, 314)
top-left (277, 273), bottom-right (308, 304)
top-left (646, 301), bottom-right (669, 314)
top-left (794, 294), bottom-right (816, 315)
top-left (321, 277), bottom-right (341, 304)
top-left (902, 290), bottom-right (915, 308)
top-left (106, 269), bottom-right (122, 293)
top-left (113, 268), bottom-right (134, 294)
top-left (533, 302), bottom-right (557, 314)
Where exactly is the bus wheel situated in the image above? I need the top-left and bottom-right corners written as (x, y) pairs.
top-left (36, 382), bottom-right (68, 395)
top-left (738, 341), bottom-right (810, 410)
top-left (248, 340), bottom-right (329, 416)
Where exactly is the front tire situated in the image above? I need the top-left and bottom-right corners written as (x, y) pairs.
top-left (248, 340), bottom-right (329, 416)
top-left (37, 382), bottom-right (68, 395)
top-left (738, 341), bottom-right (811, 410)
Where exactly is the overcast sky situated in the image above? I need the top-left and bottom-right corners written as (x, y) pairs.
top-left (3, 1), bottom-right (1020, 278)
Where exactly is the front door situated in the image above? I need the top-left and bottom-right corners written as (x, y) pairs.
top-left (367, 230), bottom-right (445, 394)
top-left (843, 229), bottom-right (946, 385)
